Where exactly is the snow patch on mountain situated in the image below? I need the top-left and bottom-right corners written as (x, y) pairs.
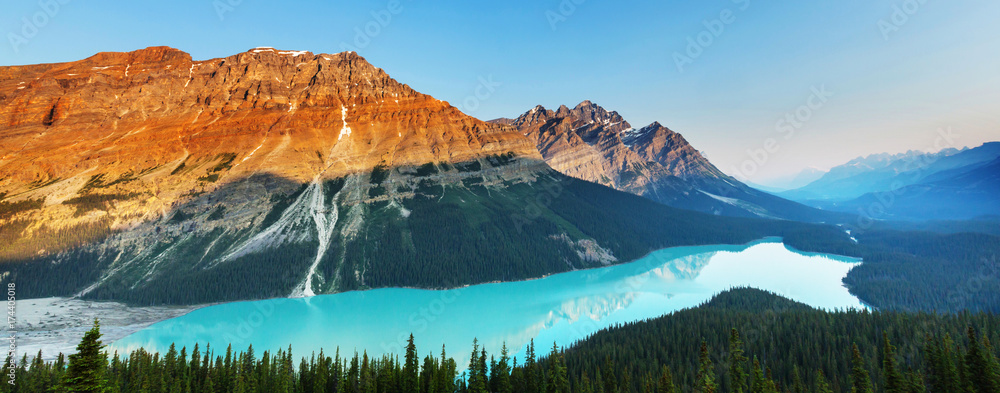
top-left (338, 106), bottom-right (352, 141)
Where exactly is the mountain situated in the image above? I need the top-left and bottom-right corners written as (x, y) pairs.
top-left (780, 143), bottom-right (1000, 202)
top-left (820, 154), bottom-right (1000, 220)
top-left (487, 117), bottom-right (516, 125)
top-left (499, 101), bottom-right (838, 222)
top-left (0, 47), bottom-right (833, 306)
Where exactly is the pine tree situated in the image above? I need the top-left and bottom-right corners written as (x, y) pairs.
top-left (546, 343), bottom-right (569, 393)
top-left (420, 355), bottom-right (434, 393)
top-left (656, 365), bottom-right (675, 393)
top-left (53, 353), bottom-right (68, 391)
top-left (479, 348), bottom-right (489, 393)
top-left (749, 358), bottom-right (776, 393)
top-left (525, 340), bottom-right (539, 393)
top-left (593, 368), bottom-right (605, 393)
top-left (496, 343), bottom-right (513, 393)
top-left (965, 327), bottom-right (1000, 393)
top-left (62, 319), bottom-right (109, 393)
top-left (203, 373), bottom-right (215, 393)
top-left (348, 352), bottom-right (360, 393)
top-left (790, 365), bottom-right (804, 393)
top-left (434, 345), bottom-right (456, 393)
top-left (641, 375), bottom-right (654, 393)
top-left (924, 334), bottom-right (944, 392)
top-left (728, 329), bottom-right (748, 393)
top-left (850, 343), bottom-right (873, 393)
top-left (694, 341), bottom-right (716, 393)
top-left (938, 334), bottom-right (962, 393)
top-left (404, 334), bottom-right (419, 393)
top-left (25, 350), bottom-right (48, 393)
top-left (764, 368), bottom-right (777, 393)
top-left (814, 369), bottom-right (834, 393)
top-left (984, 337), bottom-right (1000, 393)
top-left (579, 372), bottom-right (593, 393)
top-left (190, 344), bottom-right (201, 391)
top-left (468, 340), bottom-right (486, 393)
top-left (883, 333), bottom-right (906, 393)
top-left (360, 352), bottom-right (375, 393)
top-left (750, 358), bottom-right (765, 393)
top-left (904, 366), bottom-right (926, 393)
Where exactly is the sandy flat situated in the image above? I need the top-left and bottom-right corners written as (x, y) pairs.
top-left (13, 297), bottom-right (200, 361)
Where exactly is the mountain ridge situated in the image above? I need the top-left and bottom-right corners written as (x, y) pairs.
top-left (777, 144), bottom-right (999, 202)
top-left (498, 101), bottom-right (841, 222)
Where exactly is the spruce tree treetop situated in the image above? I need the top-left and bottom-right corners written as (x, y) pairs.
top-left (850, 343), bottom-right (874, 393)
top-left (62, 319), bottom-right (109, 393)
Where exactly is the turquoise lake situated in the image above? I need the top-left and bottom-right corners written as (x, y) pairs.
top-left (112, 238), bottom-right (864, 366)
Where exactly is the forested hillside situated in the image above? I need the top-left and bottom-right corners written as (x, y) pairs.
top-left (2, 170), bottom-right (842, 306)
top-left (784, 227), bottom-right (1000, 313)
top-left (550, 288), bottom-right (1000, 392)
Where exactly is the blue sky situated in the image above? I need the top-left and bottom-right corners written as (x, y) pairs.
top-left (2, 0), bottom-right (998, 183)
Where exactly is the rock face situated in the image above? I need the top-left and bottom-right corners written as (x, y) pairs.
top-left (503, 101), bottom-right (834, 221)
top-left (0, 46), bottom-right (543, 252)
top-left (0, 46), bottom-right (538, 193)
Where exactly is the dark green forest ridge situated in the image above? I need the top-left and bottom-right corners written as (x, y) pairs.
top-left (10, 289), bottom-right (1000, 393)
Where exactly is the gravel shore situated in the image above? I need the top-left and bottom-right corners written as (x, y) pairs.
top-left (13, 297), bottom-right (200, 361)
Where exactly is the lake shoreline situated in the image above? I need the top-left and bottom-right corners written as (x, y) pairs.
top-left (21, 237), bottom-right (863, 361)
top-left (110, 239), bottom-right (865, 368)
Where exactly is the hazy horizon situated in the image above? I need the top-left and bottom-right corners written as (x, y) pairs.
top-left (3, 0), bottom-right (998, 182)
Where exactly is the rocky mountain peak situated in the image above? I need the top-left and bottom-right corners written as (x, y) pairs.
top-left (556, 105), bottom-right (572, 116)
top-left (512, 101), bottom-right (631, 135)
top-left (0, 46), bottom-right (541, 242)
top-left (506, 102), bottom-right (826, 220)
top-left (506, 99), bottom-right (732, 194)
top-left (625, 121), bottom-right (726, 179)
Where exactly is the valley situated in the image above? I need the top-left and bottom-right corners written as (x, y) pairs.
top-left (0, 34), bottom-right (997, 393)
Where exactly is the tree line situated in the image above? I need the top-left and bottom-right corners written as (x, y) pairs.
top-left (8, 289), bottom-right (1000, 393)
